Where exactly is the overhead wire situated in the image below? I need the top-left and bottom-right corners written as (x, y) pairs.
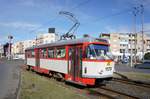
top-left (81, 1), bottom-right (150, 26)
top-left (81, 7), bottom-right (132, 27)
top-left (28, 0), bottom-right (91, 35)
top-left (28, 0), bottom-right (150, 36)
top-left (28, 16), bottom-right (59, 34)
top-left (70, 0), bottom-right (90, 10)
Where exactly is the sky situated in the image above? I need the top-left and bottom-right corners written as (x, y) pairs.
top-left (0, 0), bottom-right (150, 44)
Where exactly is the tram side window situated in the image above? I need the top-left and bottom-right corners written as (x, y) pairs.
top-left (86, 47), bottom-right (96, 59)
top-left (26, 51), bottom-right (30, 58)
top-left (28, 51), bottom-right (31, 58)
top-left (56, 48), bottom-right (66, 58)
top-left (26, 51), bottom-right (28, 57)
top-left (48, 48), bottom-right (54, 58)
top-left (41, 48), bottom-right (47, 58)
top-left (31, 50), bottom-right (35, 57)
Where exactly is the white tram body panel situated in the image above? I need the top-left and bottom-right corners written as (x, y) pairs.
top-left (40, 59), bottom-right (68, 74)
top-left (27, 58), bottom-right (36, 66)
top-left (82, 61), bottom-right (114, 78)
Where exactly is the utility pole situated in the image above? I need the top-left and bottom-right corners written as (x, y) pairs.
top-left (8, 35), bottom-right (13, 60)
top-left (130, 32), bottom-right (133, 67)
top-left (132, 7), bottom-right (139, 66)
top-left (35, 36), bottom-right (37, 46)
top-left (140, 4), bottom-right (144, 62)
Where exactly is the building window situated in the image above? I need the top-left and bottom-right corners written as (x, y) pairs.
top-left (48, 48), bottom-right (54, 58)
top-left (120, 49), bottom-right (125, 53)
top-left (56, 48), bottom-right (66, 58)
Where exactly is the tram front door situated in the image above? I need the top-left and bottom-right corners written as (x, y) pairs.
top-left (68, 46), bottom-right (82, 82)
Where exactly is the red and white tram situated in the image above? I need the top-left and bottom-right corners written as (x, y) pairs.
top-left (25, 38), bottom-right (114, 86)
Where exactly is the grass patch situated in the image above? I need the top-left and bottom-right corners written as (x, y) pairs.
top-left (20, 70), bottom-right (87, 99)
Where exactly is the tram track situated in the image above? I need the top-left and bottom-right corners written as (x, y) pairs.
top-left (87, 86), bottom-right (140, 99)
top-left (112, 77), bottom-right (150, 89)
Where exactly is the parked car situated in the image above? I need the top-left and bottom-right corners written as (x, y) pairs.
top-left (13, 55), bottom-right (20, 60)
top-left (121, 58), bottom-right (129, 64)
top-left (13, 54), bottom-right (25, 60)
top-left (134, 61), bottom-right (150, 69)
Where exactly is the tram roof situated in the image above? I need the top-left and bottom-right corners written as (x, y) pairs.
top-left (25, 37), bottom-right (108, 50)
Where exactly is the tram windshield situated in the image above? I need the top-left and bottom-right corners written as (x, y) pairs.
top-left (87, 44), bottom-right (112, 60)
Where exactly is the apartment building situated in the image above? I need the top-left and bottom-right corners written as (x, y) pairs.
top-left (36, 33), bottom-right (59, 45)
top-left (12, 40), bottom-right (36, 54)
top-left (100, 33), bottom-right (150, 61)
top-left (12, 32), bottom-right (59, 54)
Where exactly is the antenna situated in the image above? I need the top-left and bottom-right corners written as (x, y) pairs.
top-left (59, 11), bottom-right (80, 40)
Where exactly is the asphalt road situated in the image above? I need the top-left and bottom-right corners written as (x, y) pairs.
top-left (0, 59), bottom-right (23, 99)
top-left (115, 64), bottom-right (150, 74)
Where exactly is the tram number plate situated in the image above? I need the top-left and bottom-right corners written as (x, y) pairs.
top-left (105, 67), bottom-right (112, 71)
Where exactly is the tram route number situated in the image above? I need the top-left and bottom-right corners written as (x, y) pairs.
top-left (105, 67), bottom-right (112, 71)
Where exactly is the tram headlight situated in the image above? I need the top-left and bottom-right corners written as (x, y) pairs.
top-left (98, 70), bottom-right (103, 74)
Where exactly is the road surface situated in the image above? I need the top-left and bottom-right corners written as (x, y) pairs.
top-left (115, 64), bottom-right (150, 74)
top-left (0, 59), bottom-right (23, 99)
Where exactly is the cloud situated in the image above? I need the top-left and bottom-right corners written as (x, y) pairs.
top-left (105, 25), bottom-right (132, 33)
top-left (0, 21), bottom-right (41, 30)
top-left (17, 0), bottom-right (39, 7)
top-left (104, 22), bottom-right (150, 34)
top-left (144, 23), bottom-right (150, 30)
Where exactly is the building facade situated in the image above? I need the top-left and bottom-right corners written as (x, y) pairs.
top-left (12, 40), bottom-right (36, 54)
top-left (0, 44), bottom-right (4, 58)
top-left (36, 33), bottom-right (59, 45)
top-left (100, 33), bottom-right (150, 62)
top-left (12, 32), bottom-right (59, 55)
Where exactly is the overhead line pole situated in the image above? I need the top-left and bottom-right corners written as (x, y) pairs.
top-left (131, 7), bottom-right (138, 67)
top-left (8, 35), bottom-right (13, 60)
top-left (140, 4), bottom-right (144, 62)
top-left (134, 7), bottom-right (137, 65)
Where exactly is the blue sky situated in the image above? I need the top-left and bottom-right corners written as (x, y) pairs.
top-left (0, 0), bottom-right (150, 44)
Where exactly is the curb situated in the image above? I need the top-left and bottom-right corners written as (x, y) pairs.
top-left (16, 65), bottom-right (22, 99)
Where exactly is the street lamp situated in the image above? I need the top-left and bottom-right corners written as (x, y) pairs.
top-left (8, 35), bottom-right (13, 60)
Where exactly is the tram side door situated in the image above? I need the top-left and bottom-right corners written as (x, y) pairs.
top-left (68, 46), bottom-right (82, 82)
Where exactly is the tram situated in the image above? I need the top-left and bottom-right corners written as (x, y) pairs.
top-left (25, 37), bottom-right (114, 86)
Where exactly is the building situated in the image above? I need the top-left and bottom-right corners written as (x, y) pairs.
top-left (36, 33), bottom-right (58, 45)
top-left (100, 33), bottom-right (150, 62)
top-left (0, 44), bottom-right (4, 58)
top-left (23, 40), bottom-right (36, 51)
top-left (36, 28), bottom-right (59, 45)
top-left (12, 33), bottom-right (59, 54)
top-left (12, 42), bottom-right (24, 54)
top-left (12, 28), bottom-right (59, 55)
top-left (12, 40), bottom-right (36, 54)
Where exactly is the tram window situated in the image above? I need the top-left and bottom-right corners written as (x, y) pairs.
top-left (48, 48), bottom-right (54, 58)
top-left (86, 47), bottom-right (96, 59)
top-left (31, 50), bottom-right (35, 57)
top-left (56, 48), bottom-right (66, 58)
top-left (26, 51), bottom-right (29, 57)
top-left (41, 48), bottom-right (47, 58)
top-left (86, 44), bottom-right (111, 60)
top-left (28, 52), bottom-right (31, 57)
